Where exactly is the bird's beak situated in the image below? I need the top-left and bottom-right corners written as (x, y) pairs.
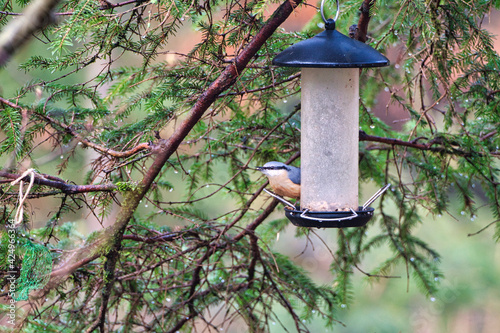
top-left (256, 166), bottom-right (263, 171)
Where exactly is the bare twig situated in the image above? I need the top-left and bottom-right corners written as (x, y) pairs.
top-left (359, 130), bottom-right (497, 157)
top-left (0, 171), bottom-right (117, 194)
top-left (0, 0), bottom-right (60, 66)
top-left (355, 0), bottom-right (375, 42)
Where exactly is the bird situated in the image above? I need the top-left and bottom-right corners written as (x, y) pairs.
top-left (256, 161), bottom-right (301, 199)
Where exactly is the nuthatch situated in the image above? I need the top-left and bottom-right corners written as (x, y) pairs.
top-left (256, 161), bottom-right (301, 199)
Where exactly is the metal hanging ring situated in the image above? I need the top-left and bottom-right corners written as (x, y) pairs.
top-left (320, 0), bottom-right (340, 24)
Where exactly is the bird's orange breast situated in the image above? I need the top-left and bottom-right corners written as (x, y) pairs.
top-left (268, 172), bottom-right (301, 199)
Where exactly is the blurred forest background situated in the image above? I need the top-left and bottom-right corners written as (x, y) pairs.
top-left (2, 0), bottom-right (500, 332)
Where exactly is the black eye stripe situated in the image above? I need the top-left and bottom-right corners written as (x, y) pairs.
top-left (263, 166), bottom-right (287, 170)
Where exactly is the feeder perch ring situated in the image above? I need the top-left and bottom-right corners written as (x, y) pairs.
top-left (278, 184), bottom-right (390, 228)
top-left (300, 207), bottom-right (358, 221)
top-left (285, 206), bottom-right (374, 228)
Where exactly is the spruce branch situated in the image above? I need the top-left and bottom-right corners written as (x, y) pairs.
top-left (21, 0), bottom-right (304, 329)
top-left (1, 96), bottom-right (153, 159)
top-left (37, 111), bottom-right (153, 158)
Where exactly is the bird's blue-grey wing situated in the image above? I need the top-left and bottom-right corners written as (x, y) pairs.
top-left (288, 167), bottom-right (301, 185)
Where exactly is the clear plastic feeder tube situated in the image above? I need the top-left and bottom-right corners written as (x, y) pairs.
top-left (300, 67), bottom-right (359, 211)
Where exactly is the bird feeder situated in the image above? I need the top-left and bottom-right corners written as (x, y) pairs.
top-left (272, 0), bottom-right (389, 228)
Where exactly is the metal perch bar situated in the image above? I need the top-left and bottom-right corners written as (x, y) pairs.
top-left (362, 184), bottom-right (391, 210)
top-left (263, 188), bottom-right (296, 209)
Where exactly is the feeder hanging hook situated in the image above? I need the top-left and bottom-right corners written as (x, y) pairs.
top-left (320, 0), bottom-right (340, 26)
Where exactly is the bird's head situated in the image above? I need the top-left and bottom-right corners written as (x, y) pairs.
top-left (257, 161), bottom-right (292, 177)
top-left (257, 161), bottom-right (301, 198)
top-left (256, 161), bottom-right (290, 178)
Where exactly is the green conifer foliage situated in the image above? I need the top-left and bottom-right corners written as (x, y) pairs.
top-left (1, 0), bottom-right (500, 331)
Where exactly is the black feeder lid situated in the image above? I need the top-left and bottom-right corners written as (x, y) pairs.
top-left (272, 20), bottom-right (389, 68)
